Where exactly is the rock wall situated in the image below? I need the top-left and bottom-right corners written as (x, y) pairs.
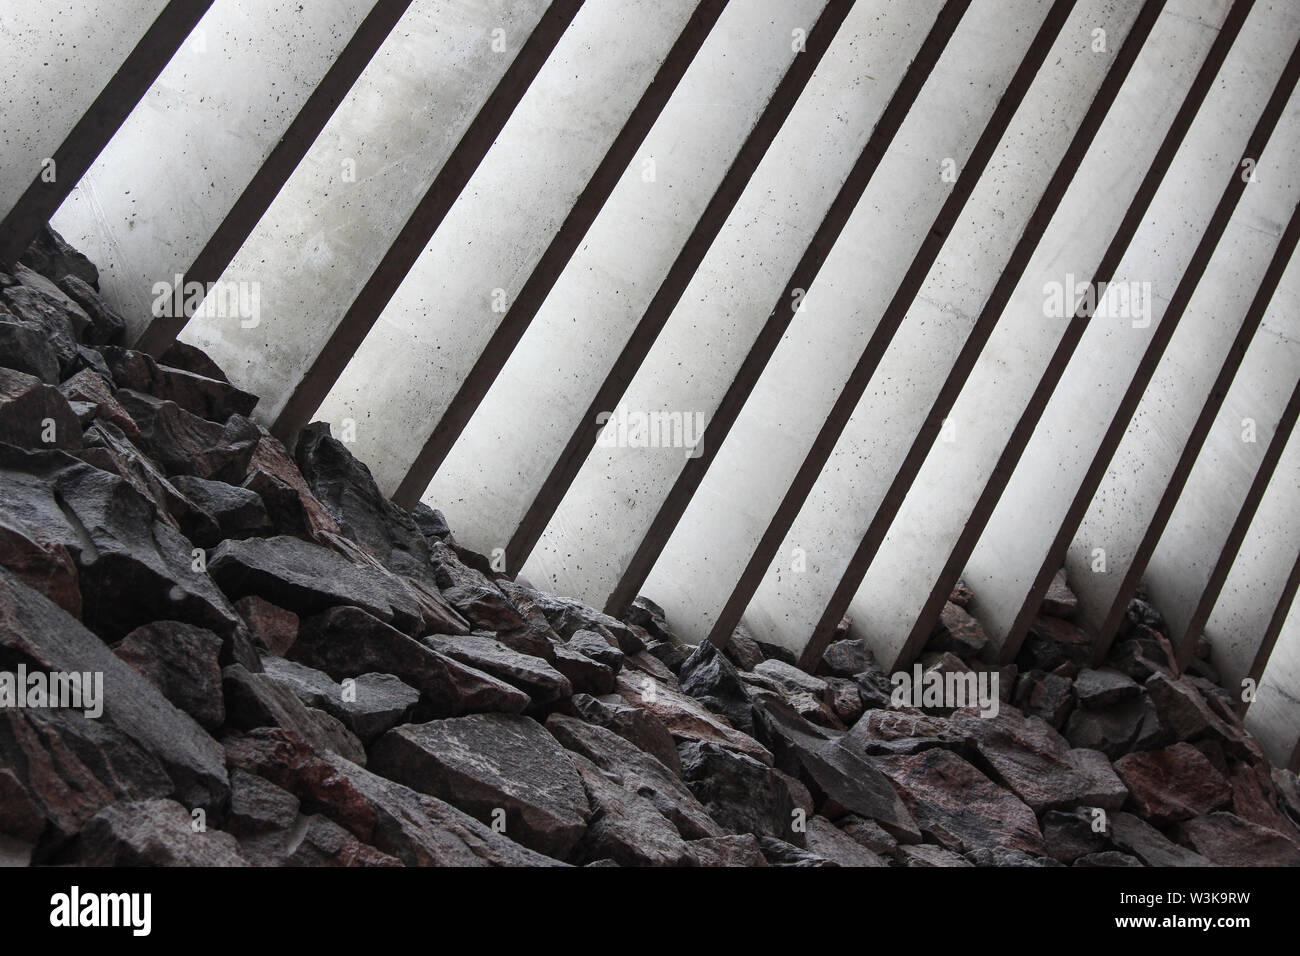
top-left (0, 228), bottom-right (1298, 866)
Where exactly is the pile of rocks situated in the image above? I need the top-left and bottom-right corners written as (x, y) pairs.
top-left (1, 227), bottom-right (1298, 866)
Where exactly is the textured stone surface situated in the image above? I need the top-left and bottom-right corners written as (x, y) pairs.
top-left (424, 633), bottom-right (571, 705)
top-left (0, 567), bottom-right (229, 814)
top-left (678, 740), bottom-right (801, 843)
top-left (224, 728), bottom-right (561, 866)
top-left (113, 621), bottom-right (225, 731)
top-left (1114, 744), bottom-right (1232, 825)
top-left (290, 606), bottom-right (529, 716)
top-left (1173, 812), bottom-right (1300, 866)
top-left (561, 693), bottom-right (681, 775)
top-left (569, 753), bottom-right (693, 867)
top-left (369, 714), bottom-right (589, 860)
top-left (77, 799), bottom-right (247, 866)
top-left (873, 748), bottom-right (1044, 856)
top-left (545, 714), bottom-right (722, 841)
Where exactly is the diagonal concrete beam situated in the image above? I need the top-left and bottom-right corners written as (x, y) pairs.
top-left (1201, 423), bottom-right (1300, 700)
top-left (213, 0), bottom-right (580, 440)
top-left (899, 0), bottom-right (1292, 665)
top-left (136, 0), bottom-right (415, 354)
top-left (420, 0), bottom-right (849, 563)
top-left (1075, 196), bottom-right (1300, 663)
top-left (1152, 368), bottom-right (1300, 667)
top-left (656, 0), bottom-right (1168, 653)
top-left (739, 0), bottom-right (1163, 668)
top-left (1245, 553), bottom-right (1300, 769)
top-left (0, 0), bottom-right (211, 265)
top-left (967, 30), bottom-right (1300, 666)
top-left (522, 0), bottom-right (1014, 612)
top-left (300, 0), bottom-right (718, 463)
top-left (901, 0), bottom-right (1255, 669)
top-left (388, 0), bottom-right (737, 508)
top-left (611, 0), bottom-right (1104, 621)
top-left (52, 0), bottom-right (386, 340)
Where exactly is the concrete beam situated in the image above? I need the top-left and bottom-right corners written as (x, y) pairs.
top-left (1068, 193), bottom-right (1300, 661)
top-left (0, 0), bottom-right (210, 264)
top-left (414, 0), bottom-right (846, 558)
top-left (882, 0), bottom-right (1250, 672)
top-left (1146, 364), bottom-right (1300, 666)
top-left (388, 0), bottom-right (738, 508)
top-left (180, 0), bottom-right (572, 428)
top-left (136, 0), bottom-right (416, 354)
top-left (959, 0), bottom-right (1300, 662)
top-left (303, 0), bottom-right (713, 467)
top-left (52, 0), bottom-right (381, 340)
top-left (1202, 424), bottom-right (1300, 700)
top-left (637, 0), bottom-right (1157, 648)
top-left (739, 0), bottom-right (1159, 666)
top-left (1245, 555), bottom-right (1300, 769)
top-left (521, 0), bottom-right (1026, 612)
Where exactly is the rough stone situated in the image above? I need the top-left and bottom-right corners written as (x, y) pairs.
top-left (233, 595), bottom-right (298, 657)
top-left (1042, 808), bottom-right (1109, 863)
top-left (544, 714), bottom-right (722, 840)
top-left (209, 535), bottom-right (430, 634)
top-left (0, 367), bottom-right (81, 450)
top-left (171, 475), bottom-right (272, 540)
top-left (58, 368), bottom-right (139, 439)
top-left (1108, 810), bottom-right (1210, 866)
top-left (290, 606), bottom-right (529, 717)
top-left (222, 663), bottom-right (367, 765)
top-left (227, 768), bottom-right (301, 837)
top-left (369, 714), bottom-right (590, 861)
top-left (1172, 812), bottom-right (1300, 866)
top-left (0, 566), bottom-right (229, 814)
top-left (679, 639), bottom-right (756, 734)
top-left (678, 740), bottom-right (801, 843)
top-left (77, 799), bottom-right (247, 866)
top-left (1075, 668), bottom-right (1141, 710)
top-left (113, 621), bottom-right (225, 731)
top-left (873, 748), bottom-right (1044, 855)
top-left (240, 813), bottom-right (403, 867)
top-left (926, 602), bottom-right (988, 660)
top-left (748, 692), bottom-right (920, 842)
top-left (757, 837), bottom-right (836, 867)
top-left (1041, 568), bottom-right (1079, 618)
top-left (569, 752), bottom-right (693, 866)
top-left (1113, 743), bottom-right (1232, 824)
top-left (615, 672), bottom-right (771, 765)
top-left (560, 693), bottom-right (681, 775)
top-left (1065, 691), bottom-right (1169, 758)
top-left (224, 728), bottom-right (561, 866)
top-left (686, 833), bottom-right (768, 867)
top-left (548, 642), bottom-right (614, 696)
top-left (804, 816), bottom-right (887, 866)
top-left (100, 346), bottom-right (257, 422)
top-left (424, 633), bottom-right (571, 706)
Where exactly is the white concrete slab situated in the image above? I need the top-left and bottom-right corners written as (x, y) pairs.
top-left (311, 0), bottom-right (700, 485)
top-left (418, 0), bottom-right (831, 561)
top-left (1203, 428), bottom-right (1300, 697)
top-left (520, 0), bottom-right (1038, 610)
top-left (1247, 582), bottom-right (1300, 769)
top-left (178, 0), bottom-right (554, 418)
top-left (1066, 166), bottom-right (1300, 642)
top-left (743, 0), bottom-right (1160, 663)
top-left (53, 0), bottom-right (377, 338)
top-left (958, 0), bottom-right (1300, 658)
top-left (0, 0), bottom-right (171, 226)
top-left (638, 0), bottom-right (1141, 646)
top-left (1143, 261), bottom-right (1300, 652)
